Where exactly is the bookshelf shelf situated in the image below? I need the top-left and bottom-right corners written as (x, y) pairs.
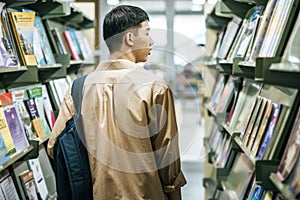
top-left (1, 65), bottom-right (69, 87)
top-left (2, 0), bottom-right (37, 7)
top-left (269, 173), bottom-right (296, 200)
top-left (0, 145), bottom-right (34, 173)
top-left (262, 62), bottom-right (300, 89)
top-left (204, 103), bottom-right (217, 117)
top-left (254, 57), bottom-right (281, 81)
top-left (215, 0), bottom-right (254, 19)
top-left (234, 137), bottom-right (256, 164)
top-left (206, 8), bottom-right (231, 31)
top-left (218, 60), bottom-right (233, 74)
top-left (234, 61), bottom-right (255, 79)
top-left (58, 6), bottom-right (83, 27)
top-left (67, 60), bottom-right (83, 74)
top-left (26, 0), bottom-right (71, 19)
top-left (255, 160), bottom-right (280, 191)
top-left (234, 0), bottom-right (268, 5)
top-left (0, 66), bottom-right (27, 74)
top-left (39, 136), bottom-right (50, 145)
top-left (222, 123), bottom-right (241, 138)
top-left (204, 60), bottom-right (218, 68)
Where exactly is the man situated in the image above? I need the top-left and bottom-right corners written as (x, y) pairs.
top-left (48, 5), bottom-right (186, 200)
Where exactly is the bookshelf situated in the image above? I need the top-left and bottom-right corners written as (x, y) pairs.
top-left (0, 0), bottom-right (95, 199)
top-left (203, 0), bottom-right (300, 199)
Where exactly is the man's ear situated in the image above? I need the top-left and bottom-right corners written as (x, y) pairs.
top-left (124, 32), bottom-right (134, 47)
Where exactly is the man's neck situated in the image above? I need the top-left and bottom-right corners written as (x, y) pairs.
top-left (109, 51), bottom-right (136, 63)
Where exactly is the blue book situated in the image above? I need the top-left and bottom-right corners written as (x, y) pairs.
top-left (0, 133), bottom-right (10, 165)
top-left (251, 185), bottom-right (264, 200)
top-left (256, 103), bottom-right (282, 160)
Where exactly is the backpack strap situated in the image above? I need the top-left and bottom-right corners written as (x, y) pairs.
top-left (71, 75), bottom-right (87, 116)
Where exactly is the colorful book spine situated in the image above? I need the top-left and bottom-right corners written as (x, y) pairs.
top-left (51, 28), bottom-right (67, 55)
top-left (42, 85), bottom-right (55, 130)
top-left (0, 104), bottom-right (16, 157)
top-left (27, 87), bottom-right (51, 137)
top-left (19, 169), bottom-right (39, 200)
top-left (24, 98), bottom-right (45, 139)
top-left (256, 103), bottom-right (282, 160)
top-left (0, 92), bottom-right (29, 153)
top-left (8, 12), bottom-right (37, 66)
top-left (62, 30), bottom-right (80, 60)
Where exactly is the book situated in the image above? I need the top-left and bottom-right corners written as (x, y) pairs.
top-left (226, 87), bottom-right (240, 125)
top-left (250, 99), bottom-right (273, 155)
top-left (33, 26), bottom-right (46, 65)
top-left (62, 30), bottom-right (80, 60)
top-left (42, 85), bottom-right (55, 130)
top-left (225, 153), bottom-right (254, 198)
top-left (24, 98), bottom-right (45, 139)
top-left (27, 158), bottom-right (49, 200)
top-left (0, 103), bottom-right (16, 157)
top-left (226, 18), bottom-right (248, 61)
top-left (217, 16), bottom-right (242, 59)
top-left (242, 96), bottom-right (262, 143)
top-left (277, 106), bottom-right (300, 181)
top-left (27, 87), bottom-right (51, 137)
top-left (235, 6), bottom-right (264, 58)
top-left (38, 145), bottom-right (56, 198)
top-left (248, 0), bottom-right (277, 61)
top-left (256, 103), bottom-right (282, 160)
top-left (263, 105), bottom-right (288, 160)
top-left (8, 11), bottom-right (36, 66)
top-left (287, 156), bottom-right (300, 197)
top-left (249, 185), bottom-right (264, 200)
top-left (0, 92), bottom-right (29, 153)
top-left (0, 170), bottom-right (20, 200)
top-left (0, 3), bottom-right (19, 68)
top-left (51, 28), bottom-right (67, 54)
top-left (11, 90), bottom-right (37, 140)
top-left (75, 30), bottom-right (92, 60)
top-left (215, 76), bottom-right (236, 113)
top-left (32, 16), bottom-right (55, 65)
top-left (229, 79), bottom-right (262, 133)
top-left (46, 80), bottom-right (60, 112)
top-left (0, 133), bottom-right (9, 165)
top-left (19, 169), bottom-right (38, 200)
top-left (247, 97), bottom-right (268, 150)
top-left (52, 78), bottom-right (71, 106)
top-left (258, 0), bottom-right (294, 57)
top-left (68, 28), bottom-right (84, 60)
top-left (207, 74), bottom-right (225, 110)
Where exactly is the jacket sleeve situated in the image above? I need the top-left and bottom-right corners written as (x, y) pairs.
top-left (47, 88), bottom-right (75, 158)
top-left (151, 87), bottom-right (187, 193)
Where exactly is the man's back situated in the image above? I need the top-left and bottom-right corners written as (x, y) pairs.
top-left (81, 59), bottom-right (178, 199)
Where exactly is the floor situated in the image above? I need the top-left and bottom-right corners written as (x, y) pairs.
top-left (175, 97), bottom-right (205, 200)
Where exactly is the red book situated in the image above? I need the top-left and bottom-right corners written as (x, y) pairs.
top-left (63, 30), bottom-right (80, 60)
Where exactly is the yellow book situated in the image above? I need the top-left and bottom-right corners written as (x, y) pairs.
top-left (0, 105), bottom-right (16, 157)
top-left (8, 12), bottom-right (36, 66)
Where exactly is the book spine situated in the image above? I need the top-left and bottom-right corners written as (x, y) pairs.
top-left (51, 28), bottom-right (67, 55)
top-left (62, 30), bottom-right (80, 60)
top-left (256, 103), bottom-right (281, 160)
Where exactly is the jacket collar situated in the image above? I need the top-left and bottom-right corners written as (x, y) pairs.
top-left (95, 59), bottom-right (140, 71)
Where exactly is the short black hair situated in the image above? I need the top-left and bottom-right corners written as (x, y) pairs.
top-left (103, 5), bottom-right (149, 52)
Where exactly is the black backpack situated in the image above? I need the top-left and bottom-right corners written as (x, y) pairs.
top-left (53, 75), bottom-right (93, 200)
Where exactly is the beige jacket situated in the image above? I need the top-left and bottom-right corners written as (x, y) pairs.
top-left (48, 59), bottom-right (186, 200)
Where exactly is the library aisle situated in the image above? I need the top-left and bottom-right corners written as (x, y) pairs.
top-left (175, 97), bottom-right (205, 200)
